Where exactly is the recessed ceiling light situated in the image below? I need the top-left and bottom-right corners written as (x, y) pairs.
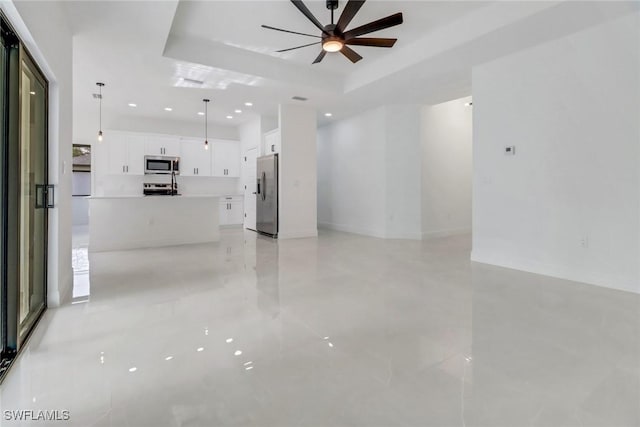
top-left (197, 112), bottom-right (205, 116)
top-left (234, 350), bottom-right (242, 356)
top-left (234, 109), bottom-right (242, 114)
top-left (128, 103), bottom-right (137, 107)
top-left (30, 91), bottom-right (36, 95)
top-left (226, 115), bottom-right (233, 119)
top-left (244, 102), bottom-right (253, 107)
top-left (197, 347), bottom-right (204, 352)
top-left (128, 367), bottom-right (137, 372)
top-left (324, 113), bottom-right (332, 117)
top-left (164, 107), bottom-right (173, 111)
top-left (164, 356), bottom-right (173, 361)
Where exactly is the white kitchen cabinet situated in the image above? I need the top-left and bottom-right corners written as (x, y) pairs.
top-left (145, 135), bottom-right (180, 157)
top-left (212, 140), bottom-right (240, 177)
top-left (107, 132), bottom-right (145, 175)
top-left (263, 129), bottom-right (280, 155)
top-left (219, 196), bottom-right (243, 225)
top-left (180, 138), bottom-right (211, 176)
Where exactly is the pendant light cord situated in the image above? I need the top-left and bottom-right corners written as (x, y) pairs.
top-left (99, 84), bottom-right (102, 132)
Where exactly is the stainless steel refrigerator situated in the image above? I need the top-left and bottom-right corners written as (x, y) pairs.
top-left (256, 154), bottom-right (278, 237)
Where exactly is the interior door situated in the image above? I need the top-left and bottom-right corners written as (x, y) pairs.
top-left (18, 51), bottom-right (47, 343)
top-left (244, 147), bottom-right (257, 230)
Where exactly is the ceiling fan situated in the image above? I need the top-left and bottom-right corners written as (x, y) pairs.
top-left (262, 0), bottom-right (403, 64)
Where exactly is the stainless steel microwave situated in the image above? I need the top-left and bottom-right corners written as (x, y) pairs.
top-left (144, 156), bottom-right (180, 175)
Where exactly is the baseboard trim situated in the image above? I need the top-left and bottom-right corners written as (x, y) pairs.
top-left (318, 222), bottom-right (386, 239)
top-left (89, 236), bottom-right (221, 253)
top-left (318, 222), bottom-right (421, 240)
top-left (422, 227), bottom-right (471, 240)
top-left (470, 250), bottom-right (639, 295)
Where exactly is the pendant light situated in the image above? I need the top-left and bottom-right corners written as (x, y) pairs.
top-left (203, 98), bottom-right (210, 150)
top-left (96, 82), bottom-right (105, 142)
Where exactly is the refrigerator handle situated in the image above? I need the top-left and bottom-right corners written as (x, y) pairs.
top-left (261, 172), bottom-right (267, 201)
top-left (257, 177), bottom-right (261, 196)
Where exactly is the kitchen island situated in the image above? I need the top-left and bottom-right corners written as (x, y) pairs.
top-left (88, 195), bottom-right (220, 252)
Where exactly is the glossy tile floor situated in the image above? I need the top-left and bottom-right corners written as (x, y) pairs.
top-left (1, 228), bottom-right (638, 426)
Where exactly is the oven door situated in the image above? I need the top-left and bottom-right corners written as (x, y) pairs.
top-left (145, 156), bottom-right (173, 174)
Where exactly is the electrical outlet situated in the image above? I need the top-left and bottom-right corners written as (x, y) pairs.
top-left (580, 235), bottom-right (589, 248)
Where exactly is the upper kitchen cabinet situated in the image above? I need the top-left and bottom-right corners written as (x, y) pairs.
top-left (212, 140), bottom-right (240, 177)
top-left (263, 129), bottom-right (280, 155)
top-left (145, 135), bottom-right (180, 157)
top-left (107, 132), bottom-right (145, 175)
top-left (180, 138), bottom-right (212, 176)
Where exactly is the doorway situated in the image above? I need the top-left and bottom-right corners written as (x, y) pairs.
top-left (244, 147), bottom-right (257, 230)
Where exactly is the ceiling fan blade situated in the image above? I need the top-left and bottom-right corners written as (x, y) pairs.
top-left (290, 0), bottom-right (329, 35)
top-left (261, 25), bottom-right (321, 38)
top-left (335, 0), bottom-right (366, 34)
top-left (340, 45), bottom-right (363, 63)
top-left (343, 12), bottom-right (403, 40)
top-left (276, 42), bottom-right (321, 53)
top-left (312, 50), bottom-right (327, 64)
top-left (345, 37), bottom-right (397, 48)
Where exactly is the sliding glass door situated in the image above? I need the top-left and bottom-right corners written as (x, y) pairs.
top-left (18, 53), bottom-right (47, 343)
top-left (0, 18), bottom-right (7, 362)
top-left (0, 13), bottom-right (49, 380)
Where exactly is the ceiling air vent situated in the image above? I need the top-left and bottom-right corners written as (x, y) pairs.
top-left (92, 93), bottom-right (102, 99)
top-left (292, 96), bottom-right (308, 101)
top-left (181, 78), bottom-right (205, 86)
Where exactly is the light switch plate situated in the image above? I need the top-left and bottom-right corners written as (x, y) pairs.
top-left (505, 146), bottom-right (516, 155)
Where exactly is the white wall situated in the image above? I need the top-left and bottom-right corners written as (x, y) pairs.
top-left (2, 0), bottom-right (74, 306)
top-left (317, 105), bottom-right (422, 239)
top-left (472, 11), bottom-right (640, 293)
top-left (279, 104), bottom-right (317, 239)
top-left (386, 105), bottom-right (422, 239)
top-left (318, 107), bottom-right (387, 237)
top-left (421, 97), bottom-right (473, 239)
top-left (260, 115), bottom-right (278, 136)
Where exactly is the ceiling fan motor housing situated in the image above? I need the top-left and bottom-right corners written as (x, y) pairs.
top-left (322, 24), bottom-right (339, 40)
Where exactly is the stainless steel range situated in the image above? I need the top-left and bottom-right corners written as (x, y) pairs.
top-left (143, 182), bottom-right (179, 196)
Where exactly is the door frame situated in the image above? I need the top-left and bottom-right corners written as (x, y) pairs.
top-left (243, 146), bottom-right (257, 231)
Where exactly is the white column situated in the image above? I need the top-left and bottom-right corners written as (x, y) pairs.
top-left (278, 104), bottom-right (318, 239)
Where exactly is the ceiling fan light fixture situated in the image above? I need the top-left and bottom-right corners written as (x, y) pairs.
top-left (322, 37), bottom-right (343, 53)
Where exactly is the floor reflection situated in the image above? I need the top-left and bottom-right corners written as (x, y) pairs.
top-left (0, 229), bottom-right (637, 426)
top-left (72, 225), bottom-right (90, 301)
top-left (256, 235), bottom-right (280, 319)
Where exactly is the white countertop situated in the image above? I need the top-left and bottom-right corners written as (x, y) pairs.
top-left (88, 194), bottom-right (242, 199)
